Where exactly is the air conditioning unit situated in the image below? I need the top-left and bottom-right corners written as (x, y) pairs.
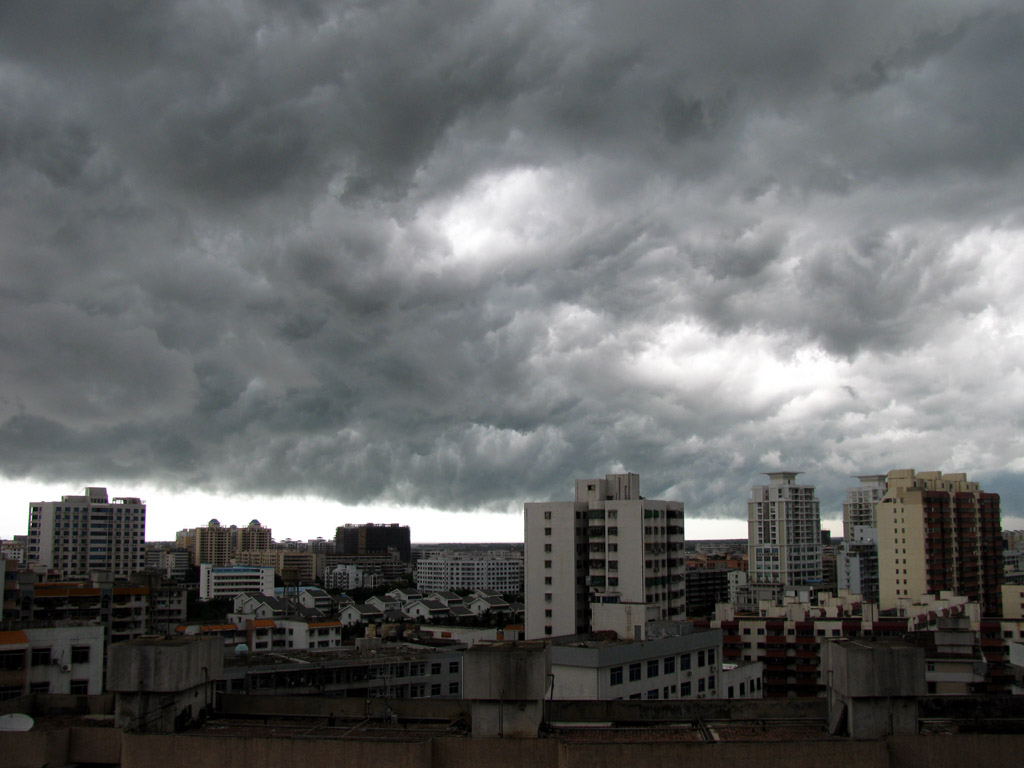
top-left (61, 664), bottom-right (72, 673)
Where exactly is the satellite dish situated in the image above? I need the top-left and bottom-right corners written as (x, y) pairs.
top-left (0, 713), bottom-right (34, 732)
top-left (235, 643), bottom-right (249, 656)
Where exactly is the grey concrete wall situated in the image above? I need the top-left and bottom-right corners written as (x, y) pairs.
top-left (7, 726), bottom-right (1024, 768)
top-left (121, 732), bottom-right (433, 768)
top-left (547, 697), bottom-right (826, 723)
top-left (219, 692), bottom-right (467, 721)
top-left (108, 637), bottom-right (223, 693)
top-left (70, 725), bottom-right (123, 764)
top-left (464, 643), bottom-right (549, 701)
top-left (558, 740), bottom-right (890, 768)
top-left (1, 728), bottom-right (70, 768)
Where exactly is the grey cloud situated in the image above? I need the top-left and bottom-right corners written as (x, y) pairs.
top-left (2, 1), bottom-right (1024, 527)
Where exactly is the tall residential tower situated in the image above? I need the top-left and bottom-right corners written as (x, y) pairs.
top-left (747, 472), bottom-right (822, 587)
top-left (524, 472), bottom-right (685, 639)
top-left (876, 469), bottom-right (1002, 614)
top-left (27, 487), bottom-right (146, 580)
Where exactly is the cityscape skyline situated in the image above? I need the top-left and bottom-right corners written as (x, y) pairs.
top-left (6, 471), bottom-right (1023, 545)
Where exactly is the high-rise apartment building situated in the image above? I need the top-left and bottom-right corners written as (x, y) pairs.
top-left (190, 518), bottom-right (273, 566)
top-left (26, 487), bottom-right (146, 580)
top-left (747, 472), bottom-right (822, 587)
top-left (842, 474), bottom-right (887, 541)
top-left (237, 519), bottom-right (273, 552)
top-left (193, 519), bottom-right (233, 567)
top-left (336, 523), bottom-right (411, 563)
top-left (877, 469), bottom-right (1003, 615)
top-left (837, 475), bottom-right (887, 603)
top-left (524, 472), bottom-right (686, 640)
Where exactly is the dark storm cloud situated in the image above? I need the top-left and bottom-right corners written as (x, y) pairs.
top-left (2, 1), bottom-right (1024, 526)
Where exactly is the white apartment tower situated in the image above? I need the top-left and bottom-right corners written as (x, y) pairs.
top-left (747, 472), bottom-right (822, 587)
top-left (525, 473), bottom-right (685, 640)
top-left (27, 487), bottom-right (146, 580)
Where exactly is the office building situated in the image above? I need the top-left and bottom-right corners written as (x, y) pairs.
top-left (26, 486), bottom-right (146, 580)
top-left (876, 470), bottom-right (1003, 614)
top-left (747, 472), bottom-right (822, 587)
top-left (524, 472), bottom-right (686, 639)
top-left (336, 523), bottom-right (411, 563)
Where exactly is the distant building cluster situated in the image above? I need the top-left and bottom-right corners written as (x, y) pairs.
top-left (2, 468), bottom-right (1023, 718)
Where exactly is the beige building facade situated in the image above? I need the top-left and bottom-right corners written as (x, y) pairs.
top-left (877, 470), bottom-right (1002, 614)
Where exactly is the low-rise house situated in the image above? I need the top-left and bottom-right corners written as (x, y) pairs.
top-left (341, 603), bottom-right (384, 626)
top-left (428, 591), bottom-right (464, 607)
top-left (467, 595), bottom-right (510, 616)
top-left (366, 595), bottom-right (401, 612)
top-left (387, 587), bottom-right (422, 604)
top-left (404, 599), bottom-right (450, 621)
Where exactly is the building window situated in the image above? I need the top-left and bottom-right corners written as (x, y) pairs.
top-left (545, 626), bottom-right (552, 635)
top-left (29, 682), bottom-right (50, 694)
top-left (647, 689), bottom-right (658, 699)
top-left (698, 678), bottom-right (706, 693)
top-left (449, 682), bottom-right (459, 695)
top-left (629, 663), bottom-right (641, 681)
top-left (664, 656), bottom-right (675, 674)
top-left (71, 646), bottom-right (90, 664)
top-left (697, 650), bottom-right (705, 667)
top-left (544, 511), bottom-right (552, 519)
top-left (681, 682), bottom-right (691, 696)
top-left (544, 528), bottom-right (551, 536)
top-left (431, 684), bottom-right (441, 696)
top-left (69, 680), bottom-right (89, 695)
top-left (544, 544), bottom-right (552, 553)
top-left (544, 560), bottom-right (552, 568)
top-left (647, 659), bottom-right (659, 678)
top-left (30, 648), bottom-right (51, 667)
top-left (680, 653), bottom-right (690, 671)
top-left (449, 661), bottom-right (459, 674)
top-left (707, 649), bottom-right (715, 666)
top-left (708, 675), bottom-right (715, 690)
top-left (610, 667), bottom-right (623, 685)
top-left (0, 651), bottom-right (25, 671)
top-left (431, 663), bottom-right (441, 675)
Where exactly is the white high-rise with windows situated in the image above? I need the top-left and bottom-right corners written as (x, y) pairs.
top-left (525, 473), bottom-right (686, 640)
top-left (27, 487), bottom-right (146, 580)
top-left (747, 472), bottom-right (822, 587)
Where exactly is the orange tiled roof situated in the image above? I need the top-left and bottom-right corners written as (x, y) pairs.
top-left (306, 620), bottom-right (342, 628)
top-left (249, 619), bottom-right (276, 629)
top-left (0, 630), bottom-right (29, 646)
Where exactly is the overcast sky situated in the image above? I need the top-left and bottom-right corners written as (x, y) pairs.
top-left (3, 1), bottom-right (1024, 543)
